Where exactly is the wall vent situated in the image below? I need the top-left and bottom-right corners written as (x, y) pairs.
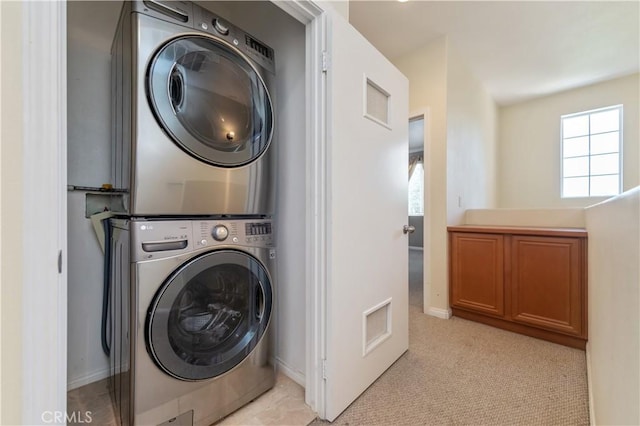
top-left (363, 298), bottom-right (392, 356)
top-left (364, 77), bottom-right (390, 128)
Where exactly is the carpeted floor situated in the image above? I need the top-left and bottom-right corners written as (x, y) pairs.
top-left (310, 248), bottom-right (589, 425)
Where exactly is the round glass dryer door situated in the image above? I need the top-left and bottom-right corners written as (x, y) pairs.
top-left (147, 250), bottom-right (273, 381)
top-left (147, 35), bottom-right (274, 167)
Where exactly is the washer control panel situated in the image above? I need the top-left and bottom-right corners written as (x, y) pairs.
top-left (211, 224), bottom-right (229, 241)
top-left (132, 219), bottom-right (195, 261)
top-left (132, 218), bottom-right (274, 261)
top-left (195, 219), bottom-right (274, 249)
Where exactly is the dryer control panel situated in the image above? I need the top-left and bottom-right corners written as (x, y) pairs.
top-left (192, 5), bottom-right (276, 74)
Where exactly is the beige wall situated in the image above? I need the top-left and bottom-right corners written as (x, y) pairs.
top-left (446, 46), bottom-right (498, 225)
top-left (394, 39), bottom-right (498, 315)
top-left (393, 37), bottom-right (449, 314)
top-left (0, 1), bottom-right (23, 424)
top-left (585, 187), bottom-right (640, 425)
top-left (499, 73), bottom-right (640, 208)
top-left (465, 208), bottom-right (585, 228)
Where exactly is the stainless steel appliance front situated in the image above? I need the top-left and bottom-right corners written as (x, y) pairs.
top-left (111, 1), bottom-right (276, 216)
top-left (109, 217), bottom-right (276, 425)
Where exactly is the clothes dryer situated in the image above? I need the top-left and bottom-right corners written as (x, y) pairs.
top-left (109, 217), bottom-right (276, 426)
top-left (112, 1), bottom-right (276, 216)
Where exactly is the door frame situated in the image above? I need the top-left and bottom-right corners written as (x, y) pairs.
top-left (25, 0), bottom-right (331, 421)
top-left (409, 110), bottom-right (432, 314)
top-left (20, 1), bottom-right (68, 423)
top-left (272, 0), bottom-right (329, 416)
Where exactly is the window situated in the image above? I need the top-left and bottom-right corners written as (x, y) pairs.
top-left (408, 162), bottom-right (424, 215)
top-left (561, 105), bottom-right (622, 198)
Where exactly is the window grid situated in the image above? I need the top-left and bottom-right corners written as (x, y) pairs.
top-left (408, 162), bottom-right (424, 216)
top-left (561, 105), bottom-right (622, 198)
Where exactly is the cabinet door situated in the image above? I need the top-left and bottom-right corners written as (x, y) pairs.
top-left (511, 236), bottom-right (583, 336)
top-left (450, 233), bottom-right (504, 317)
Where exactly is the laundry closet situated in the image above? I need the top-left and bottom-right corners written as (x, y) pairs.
top-left (66, 0), bottom-right (410, 423)
top-left (67, 1), bottom-right (307, 423)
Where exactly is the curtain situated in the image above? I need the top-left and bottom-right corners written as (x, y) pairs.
top-left (409, 153), bottom-right (423, 180)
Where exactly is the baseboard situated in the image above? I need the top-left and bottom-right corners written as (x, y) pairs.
top-left (67, 366), bottom-right (110, 391)
top-left (586, 342), bottom-right (596, 425)
top-left (408, 246), bottom-right (424, 251)
top-left (275, 357), bottom-right (306, 388)
top-left (426, 306), bottom-right (451, 319)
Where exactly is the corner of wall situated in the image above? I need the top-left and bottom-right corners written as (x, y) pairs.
top-left (585, 342), bottom-right (596, 426)
top-left (275, 357), bottom-right (306, 388)
top-left (584, 187), bottom-right (640, 425)
top-left (328, 0), bottom-right (349, 21)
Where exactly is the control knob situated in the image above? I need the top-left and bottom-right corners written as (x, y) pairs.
top-left (213, 19), bottom-right (230, 36)
top-left (212, 225), bottom-right (229, 241)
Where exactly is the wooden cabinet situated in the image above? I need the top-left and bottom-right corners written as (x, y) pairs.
top-left (450, 233), bottom-right (505, 317)
top-left (448, 226), bottom-right (587, 349)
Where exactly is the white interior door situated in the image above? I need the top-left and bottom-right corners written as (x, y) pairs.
top-left (323, 12), bottom-right (410, 421)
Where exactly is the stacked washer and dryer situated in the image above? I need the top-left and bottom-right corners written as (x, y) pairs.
top-left (108, 1), bottom-right (278, 425)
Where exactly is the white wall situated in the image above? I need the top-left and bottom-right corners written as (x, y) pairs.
top-left (329, 1), bottom-right (349, 20)
top-left (499, 73), bottom-right (640, 208)
top-left (0, 1), bottom-right (24, 423)
top-left (585, 187), bottom-right (640, 425)
top-left (66, 3), bottom-right (115, 387)
top-left (446, 46), bottom-right (498, 225)
top-left (201, 1), bottom-right (307, 385)
top-left (393, 37), bottom-right (449, 316)
top-left (393, 39), bottom-right (498, 316)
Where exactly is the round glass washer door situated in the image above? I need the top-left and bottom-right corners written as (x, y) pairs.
top-left (147, 35), bottom-right (274, 167)
top-left (146, 250), bottom-right (273, 381)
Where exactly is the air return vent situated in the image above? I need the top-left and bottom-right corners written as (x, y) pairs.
top-left (364, 77), bottom-right (390, 127)
top-left (363, 298), bottom-right (392, 356)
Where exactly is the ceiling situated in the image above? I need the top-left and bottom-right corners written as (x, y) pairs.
top-left (68, 1), bottom-right (639, 106)
top-left (349, 1), bottom-right (640, 105)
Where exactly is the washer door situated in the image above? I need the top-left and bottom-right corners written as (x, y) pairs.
top-left (147, 250), bottom-right (273, 381)
top-left (147, 35), bottom-right (274, 167)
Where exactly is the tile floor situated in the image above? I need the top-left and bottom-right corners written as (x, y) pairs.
top-left (67, 373), bottom-right (317, 426)
top-left (217, 374), bottom-right (316, 426)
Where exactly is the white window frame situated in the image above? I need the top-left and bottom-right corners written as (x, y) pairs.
top-left (408, 157), bottom-right (424, 216)
top-left (560, 104), bottom-right (623, 198)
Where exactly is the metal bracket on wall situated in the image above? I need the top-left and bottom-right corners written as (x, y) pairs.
top-left (67, 185), bottom-right (128, 218)
top-left (67, 185), bottom-right (128, 193)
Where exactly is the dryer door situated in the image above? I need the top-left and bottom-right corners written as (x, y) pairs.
top-left (147, 35), bottom-right (274, 167)
top-left (147, 250), bottom-right (273, 381)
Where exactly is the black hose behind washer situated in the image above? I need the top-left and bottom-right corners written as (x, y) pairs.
top-left (101, 218), bottom-right (112, 356)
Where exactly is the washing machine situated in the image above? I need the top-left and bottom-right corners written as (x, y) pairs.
top-left (109, 217), bottom-right (276, 426)
top-left (111, 1), bottom-right (276, 216)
